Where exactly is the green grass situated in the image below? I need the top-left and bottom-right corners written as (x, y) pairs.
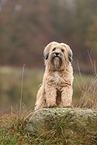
top-left (0, 112), bottom-right (29, 144)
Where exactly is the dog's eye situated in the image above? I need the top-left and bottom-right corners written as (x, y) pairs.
top-left (52, 48), bottom-right (56, 51)
top-left (61, 49), bottom-right (64, 53)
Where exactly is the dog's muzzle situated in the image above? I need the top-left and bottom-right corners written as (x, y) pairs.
top-left (50, 52), bottom-right (63, 69)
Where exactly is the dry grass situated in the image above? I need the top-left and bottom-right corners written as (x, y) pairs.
top-left (77, 55), bottom-right (97, 109)
top-left (0, 108), bottom-right (97, 144)
top-left (79, 76), bottom-right (97, 109)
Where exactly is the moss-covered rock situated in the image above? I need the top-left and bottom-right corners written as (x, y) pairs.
top-left (25, 108), bottom-right (97, 138)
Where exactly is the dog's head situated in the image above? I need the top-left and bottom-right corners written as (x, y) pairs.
top-left (44, 41), bottom-right (73, 70)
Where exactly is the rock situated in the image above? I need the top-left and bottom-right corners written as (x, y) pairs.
top-left (25, 108), bottom-right (97, 137)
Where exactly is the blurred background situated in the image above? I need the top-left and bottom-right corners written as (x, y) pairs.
top-left (0, 0), bottom-right (97, 111)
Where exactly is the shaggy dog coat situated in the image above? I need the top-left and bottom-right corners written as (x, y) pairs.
top-left (35, 42), bottom-right (74, 110)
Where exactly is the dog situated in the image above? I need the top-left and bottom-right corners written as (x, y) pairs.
top-left (35, 41), bottom-right (74, 110)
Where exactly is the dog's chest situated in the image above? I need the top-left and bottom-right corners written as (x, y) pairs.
top-left (53, 71), bottom-right (61, 84)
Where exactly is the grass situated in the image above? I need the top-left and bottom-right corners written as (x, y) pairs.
top-left (0, 109), bottom-right (97, 144)
top-left (0, 112), bottom-right (29, 144)
top-left (0, 66), bottom-right (96, 111)
top-left (73, 73), bottom-right (97, 108)
top-left (0, 66), bottom-right (97, 144)
top-left (0, 66), bottom-right (44, 111)
top-left (79, 75), bottom-right (97, 109)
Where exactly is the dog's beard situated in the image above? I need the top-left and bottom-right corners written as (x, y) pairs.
top-left (51, 56), bottom-right (62, 69)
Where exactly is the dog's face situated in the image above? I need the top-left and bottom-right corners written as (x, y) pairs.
top-left (44, 42), bottom-right (73, 70)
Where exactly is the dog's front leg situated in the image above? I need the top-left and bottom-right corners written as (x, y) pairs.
top-left (60, 86), bottom-right (73, 107)
top-left (35, 85), bottom-right (46, 110)
top-left (45, 85), bottom-right (57, 107)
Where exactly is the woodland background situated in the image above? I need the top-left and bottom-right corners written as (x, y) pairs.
top-left (0, 0), bottom-right (97, 73)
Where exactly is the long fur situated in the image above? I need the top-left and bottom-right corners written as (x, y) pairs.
top-left (35, 41), bottom-right (74, 110)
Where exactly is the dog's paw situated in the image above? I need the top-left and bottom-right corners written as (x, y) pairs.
top-left (47, 103), bottom-right (57, 108)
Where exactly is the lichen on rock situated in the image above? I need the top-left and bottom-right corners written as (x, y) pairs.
top-left (25, 108), bottom-right (97, 137)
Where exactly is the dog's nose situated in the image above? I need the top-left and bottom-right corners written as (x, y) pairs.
top-left (55, 52), bottom-right (59, 56)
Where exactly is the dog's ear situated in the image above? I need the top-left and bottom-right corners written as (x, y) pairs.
top-left (68, 49), bottom-right (73, 62)
top-left (66, 44), bottom-right (73, 62)
top-left (61, 43), bottom-right (73, 62)
top-left (66, 45), bottom-right (73, 62)
top-left (44, 41), bottom-right (58, 60)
